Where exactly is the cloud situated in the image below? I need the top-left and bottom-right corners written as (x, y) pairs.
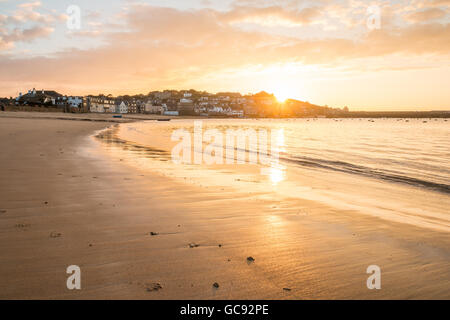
top-left (5, 25), bottom-right (53, 42)
top-left (428, 0), bottom-right (450, 6)
top-left (18, 1), bottom-right (41, 9)
top-left (221, 5), bottom-right (322, 26)
top-left (0, 2), bottom-right (449, 96)
top-left (67, 30), bottom-right (102, 37)
top-left (406, 7), bottom-right (447, 22)
top-left (0, 1), bottom-right (62, 50)
top-left (0, 25), bottom-right (53, 49)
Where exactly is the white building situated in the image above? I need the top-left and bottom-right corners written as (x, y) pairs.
top-left (117, 101), bottom-right (128, 114)
top-left (208, 106), bottom-right (224, 113)
top-left (228, 110), bottom-right (244, 117)
top-left (180, 98), bottom-right (193, 104)
top-left (88, 97), bottom-right (115, 113)
top-left (90, 103), bottom-right (104, 113)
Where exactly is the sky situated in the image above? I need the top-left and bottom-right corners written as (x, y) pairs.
top-left (0, 0), bottom-right (449, 111)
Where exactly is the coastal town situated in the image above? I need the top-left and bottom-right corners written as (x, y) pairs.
top-left (1, 88), bottom-right (448, 119)
top-left (0, 88), bottom-right (349, 118)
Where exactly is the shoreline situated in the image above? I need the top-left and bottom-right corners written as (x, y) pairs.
top-left (1, 110), bottom-right (450, 121)
top-left (0, 114), bottom-right (449, 299)
top-left (0, 111), bottom-right (196, 123)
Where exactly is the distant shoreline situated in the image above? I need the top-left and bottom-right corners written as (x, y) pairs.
top-left (341, 110), bottom-right (450, 118)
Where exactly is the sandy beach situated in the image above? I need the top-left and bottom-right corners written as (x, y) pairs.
top-left (0, 112), bottom-right (449, 299)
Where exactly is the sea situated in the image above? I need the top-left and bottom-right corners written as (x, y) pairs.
top-left (93, 118), bottom-right (450, 232)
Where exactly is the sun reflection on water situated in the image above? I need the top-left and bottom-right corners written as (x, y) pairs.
top-left (270, 166), bottom-right (285, 185)
top-left (260, 164), bottom-right (286, 185)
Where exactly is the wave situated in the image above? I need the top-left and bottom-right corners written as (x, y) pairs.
top-left (281, 155), bottom-right (450, 194)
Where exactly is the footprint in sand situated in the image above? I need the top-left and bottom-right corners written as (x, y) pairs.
top-left (144, 282), bottom-right (162, 292)
top-left (50, 232), bottom-right (62, 238)
top-left (15, 223), bottom-right (30, 229)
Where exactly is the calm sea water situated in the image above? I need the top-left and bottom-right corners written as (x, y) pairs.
top-left (95, 118), bottom-right (450, 232)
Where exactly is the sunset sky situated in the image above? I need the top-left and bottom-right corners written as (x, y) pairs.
top-left (0, 0), bottom-right (449, 110)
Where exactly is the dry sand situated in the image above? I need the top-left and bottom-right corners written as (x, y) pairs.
top-left (0, 112), bottom-right (449, 299)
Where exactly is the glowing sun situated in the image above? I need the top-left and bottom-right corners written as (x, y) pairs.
top-left (273, 85), bottom-right (294, 103)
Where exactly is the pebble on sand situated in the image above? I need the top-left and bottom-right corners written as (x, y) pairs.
top-left (50, 232), bottom-right (62, 238)
top-left (247, 256), bottom-right (255, 262)
top-left (189, 243), bottom-right (199, 248)
top-left (146, 283), bottom-right (162, 292)
top-left (150, 232), bottom-right (159, 236)
top-left (283, 288), bottom-right (292, 291)
top-left (15, 223), bottom-right (30, 228)
top-left (213, 282), bottom-right (220, 289)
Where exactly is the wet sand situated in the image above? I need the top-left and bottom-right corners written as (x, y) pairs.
top-left (0, 113), bottom-right (449, 299)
